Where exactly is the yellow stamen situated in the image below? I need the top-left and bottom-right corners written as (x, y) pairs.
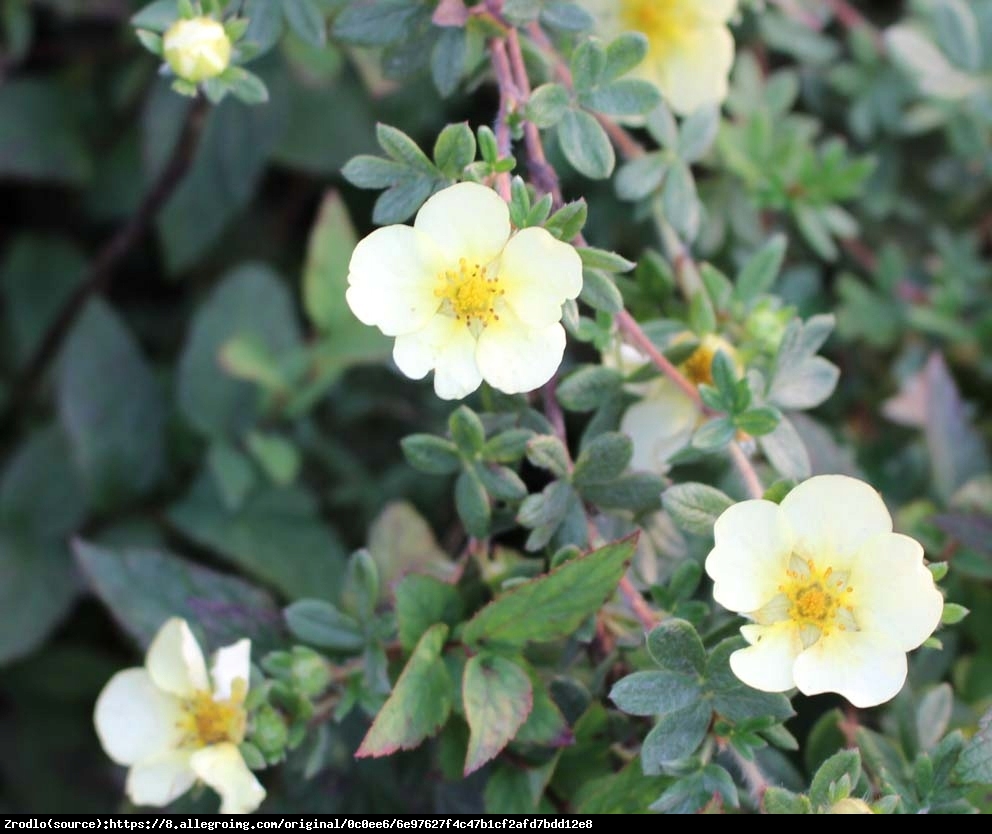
top-left (177, 679), bottom-right (247, 748)
top-left (435, 257), bottom-right (503, 327)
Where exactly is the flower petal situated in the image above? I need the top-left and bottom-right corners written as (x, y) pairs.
top-left (648, 24), bottom-right (734, 115)
top-left (346, 225), bottom-right (444, 337)
top-left (780, 475), bottom-right (893, 567)
top-left (694, 0), bottom-right (737, 23)
top-left (793, 630), bottom-right (909, 708)
top-left (145, 617), bottom-right (209, 697)
top-left (125, 751), bottom-right (196, 808)
top-left (189, 743), bottom-right (266, 814)
top-left (94, 669), bottom-right (184, 765)
top-left (211, 639), bottom-right (252, 702)
top-left (497, 227), bottom-right (582, 328)
top-left (475, 311), bottom-right (566, 395)
top-left (705, 500), bottom-right (793, 613)
top-left (392, 315), bottom-right (483, 400)
top-left (620, 380), bottom-right (699, 473)
top-left (413, 182), bottom-right (510, 265)
top-left (850, 533), bottom-right (943, 651)
top-left (730, 623), bottom-right (802, 692)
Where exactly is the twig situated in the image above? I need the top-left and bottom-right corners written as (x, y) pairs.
top-left (615, 310), bottom-right (704, 406)
top-left (725, 743), bottom-right (771, 805)
top-left (619, 575), bottom-right (661, 631)
top-left (0, 96), bottom-right (209, 432)
top-left (729, 442), bottom-right (765, 500)
top-left (489, 37), bottom-right (516, 202)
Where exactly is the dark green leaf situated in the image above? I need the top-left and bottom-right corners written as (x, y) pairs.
top-left (609, 670), bottom-right (702, 717)
top-left (735, 234), bottom-right (787, 303)
top-left (401, 434), bottom-right (462, 475)
top-left (558, 109), bottom-right (615, 180)
top-left (646, 619), bottom-right (705, 675)
top-left (579, 472), bottom-right (664, 513)
top-left (661, 482), bottom-right (734, 537)
top-left (641, 700), bottom-right (711, 772)
top-left (395, 574), bottom-right (463, 652)
top-left (455, 468), bottom-right (491, 538)
top-left (283, 0), bottom-right (326, 47)
top-left (557, 365), bottom-right (623, 411)
top-left (433, 123), bottom-right (476, 178)
top-left (284, 599), bottom-right (365, 652)
top-left (572, 432), bottom-right (632, 487)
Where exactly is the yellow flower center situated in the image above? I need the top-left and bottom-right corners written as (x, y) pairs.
top-left (681, 342), bottom-right (718, 387)
top-left (754, 555), bottom-right (858, 648)
top-left (178, 679), bottom-right (247, 748)
top-left (621, 0), bottom-right (696, 47)
top-left (435, 258), bottom-right (504, 328)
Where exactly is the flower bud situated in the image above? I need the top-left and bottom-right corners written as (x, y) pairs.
top-left (827, 798), bottom-right (874, 814)
top-left (290, 646), bottom-right (332, 698)
top-left (163, 16), bottom-right (232, 83)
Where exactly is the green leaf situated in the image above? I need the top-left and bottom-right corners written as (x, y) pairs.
top-left (333, 0), bottom-right (420, 46)
top-left (431, 28), bottom-right (468, 98)
top-left (0, 531), bottom-right (77, 664)
top-left (767, 316), bottom-right (839, 410)
top-left (609, 670), bottom-right (702, 717)
top-left (207, 441), bottom-right (256, 511)
top-left (74, 539), bottom-right (281, 653)
top-left (401, 434), bottom-right (462, 475)
top-left (367, 501), bottom-right (452, 599)
top-left (0, 80), bottom-right (92, 184)
top-left (544, 200), bottom-right (588, 241)
top-left (131, 0), bottom-right (181, 32)
top-left (455, 468), bottom-right (491, 538)
top-left (661, 159), bottom-right (700, 242)
top-left (177, 264), bottom-right (302, 438)
top-left (246, 432), bottom-right (300, 486)
top-left (56, 300), bottom-right (165, 509)
top-left (341, 549), bottom-right (380, 622)
top-left (691, 417), bottom-right (736, 452)
top-left (283, 0), bottom-right (326, 47)
top-left (168, 475), bottom-right (345, 602)
top-left (794, 203), bottom-right (838, 261)
top-left (615, 152), bottom-right (667, 201)
top-left (576, 247), bottom-right (635, 273)
top-left (646, 619), bottom-right (705, 676)
top-left (356, 623), bottom-right (452, 757)
top-left (677, 106), bottom-right (719, 163)
top-left (580, 268), bottom-right (624, 314)
top-left (809, 750), bottom-right (861, 808)
top-left (580, 79), bottom-right (660, 117)
top-left (933, 0), bottom-right (982, 73)
top-left (558, 109), bottom-right (615, 180)
top-left (758, 416), bottom-right (811, 481)
top-left (449, 406), bottom-right (486, 454)
top-left (135, 28), bottom-right (163, 56)
top-left (917, 683), bottom-right (953, 752)
top-left (763, 787), bottom-right (813, 814)
top-left (242, 0), bottom-right (284, 55)
top-left (482, 429), bottom-right (535, 463)
top-left (462, 537), bottom-right (636, 647)
top-left (641, 700), bottom-right (711, 772)
top-left (603, 32), bottom-right (648, 80)
top-left (395, 574), bottom-right (463, 652)
top-left (557, 365), bottom-right (623, 411)
top-left (526, 84), bottom-right (571, 129)
top-left (570, 40), bottom-right (606, 91)
top-left (941, 603), bottom-right (969, 625)
top-left (735, 407), bottom-right (782, 437)
top-left (579, 472), bottom-right (664, 513)
top-left (572, 432), bottom-right (632, 487)
top-left (735, 233), bottom-right (787, 304)
top-left (433, 123), bottom-right (476, 178)
top-left (525, 435), bottom-right (571, 478)
top-left (477, 464), bottom-right (528, 502)
top-left (284, 599), bottom-right (365, 652)
top-left (462, 653), bottom-right (534, 774)
top-left (223, 67), bottom-right (270, 106)
top-left (661, 482), bottom-right (734, 537)
top-left (376, 122), bottom-right (437, 174)
top-left (540, 1), bottom-right (594, 32)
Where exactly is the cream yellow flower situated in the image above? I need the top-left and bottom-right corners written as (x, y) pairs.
top-left (581, 0), bottom-right (737, 114)
top-left (94, 618), bottom-right (265, 814)
top-left (163, 16), bottom-right (232, 83)
top-left (613, 334), bottom-right (738, 473)
top-left (346, 182), bottom-right (583, 400)
top-left (705, 475), bottom-right (943, 708)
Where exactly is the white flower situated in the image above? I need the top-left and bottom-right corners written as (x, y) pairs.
top-left (580, 0), bottom-right (737, 115)
top-left (705, 475), bottom-right (943, 708)
top-left (163, 17), bottom-right (232, 83)
top-left (612, 334), bottom-right (738, 474)
top-left (346, 182), bottom-right (583, 400)
top-left (94, 618), bottom-right (265, 814)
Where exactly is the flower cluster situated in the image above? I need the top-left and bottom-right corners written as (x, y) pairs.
top-left (94, 619), bottom-right (265, 814)
top-left (346, 182), bottom-right (583, 400)
top-left (705, 475), bottom-right (943, 707)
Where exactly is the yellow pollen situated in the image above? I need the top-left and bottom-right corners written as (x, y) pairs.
top-left (681, 343), bottom-right (718, 386)
top-left (177, 679), bottom-right (247, 748)
top-left (621, 0), bottom-right (696, 47)
top-left (435, 257), bottom-right (503, 327)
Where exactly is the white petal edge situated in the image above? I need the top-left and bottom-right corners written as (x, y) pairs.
top-left (730, 623), bottom-right (802, 692)
top-left (145, 618), bottom-right (209, 697)
top-left (793, 630), bottom-right (908, 708)
top-left (413, 182), bottom-right (511, 266)
top-left (780, 474), bottom-right (893, 566)
top-left (392, 315), bottom-right (483, 400)
top-left (211, 639), bottom-right (252, 701)
top-left (498, 227), bottom-right (583, 328)
top-left (94, 668), bottom-right (185, 765)
top-left (125, 751), bottom-right (196, 808)
top-left (648, 24), bottom-right (734, 116)
top-left (705, 499), bottom-right (793, 613)
top-left (475, 311), bottom-right (566, 395)
top-left (849, 533), bottom-right (943, 651)
top-left (189, 743), bottom-right (266, 814)
top-left (346, 225), bottom-right (444, 337)
top-left (620, 381), bottom-right (699, 473)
